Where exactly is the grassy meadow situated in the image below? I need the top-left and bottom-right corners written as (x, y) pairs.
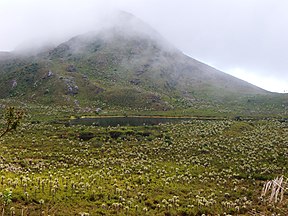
top-left (0, 110), bottom-right (288, 215)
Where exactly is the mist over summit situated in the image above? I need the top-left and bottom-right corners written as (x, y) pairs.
top-left (0, 11), bottom-right (285, 115)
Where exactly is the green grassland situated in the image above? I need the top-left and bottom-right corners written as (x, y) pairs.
top-left (0, 115), bottom-right (288, 215)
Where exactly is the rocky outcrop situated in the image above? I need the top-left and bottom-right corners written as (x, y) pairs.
top-left (66, 65), bottom-right (77, 72)
top-left (42, 70), bottom-right (53, 79)
top-left (62, 77), bottom-right (79, 95)
top-left (130, 79), bottom-right (141, 85)
top-left (11, 79), bottom-right (17, 88)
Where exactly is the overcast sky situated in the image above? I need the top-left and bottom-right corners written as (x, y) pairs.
top-left (0, 0), bottom-right (287, 93)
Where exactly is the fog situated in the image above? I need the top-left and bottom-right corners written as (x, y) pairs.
top-left (0, 0), bottom-right (287, 92)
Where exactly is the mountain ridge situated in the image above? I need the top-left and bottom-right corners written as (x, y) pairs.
top-left (0, 11), bottom-right (286, 115)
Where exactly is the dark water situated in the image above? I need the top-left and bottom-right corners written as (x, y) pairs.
top-left (69, 117), bottom-right (192, 127)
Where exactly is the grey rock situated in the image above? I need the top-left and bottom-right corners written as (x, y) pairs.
top-left (12, 79), bottom-right (17, 88)
top-left (130, 79), bottom-right (141, 85)
top-left (66, 65), bottom-right (77, 72)
top-left (95, 108), bottom-right (102, 113)
top-left (67, 85), bottom-right (79, 95)
top-left (47, 70), bottom-right (53, 77)
top-left (44, 89), bottom-right (49, 94)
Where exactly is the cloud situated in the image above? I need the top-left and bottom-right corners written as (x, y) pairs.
top-left (0, 0), bottom-right (287, 92)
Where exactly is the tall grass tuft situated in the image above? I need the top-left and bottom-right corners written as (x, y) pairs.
top-left (261, 176), bottom-right (287, 203)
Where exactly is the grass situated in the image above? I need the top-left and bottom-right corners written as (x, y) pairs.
top-left (0, 115), bottom-right (288, 215)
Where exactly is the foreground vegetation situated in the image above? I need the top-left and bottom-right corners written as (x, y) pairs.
top-left (0, 116), bottom-right (288, 215)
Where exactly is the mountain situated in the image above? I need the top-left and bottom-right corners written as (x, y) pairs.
top-left (0, 12), bottom-right (286, 115)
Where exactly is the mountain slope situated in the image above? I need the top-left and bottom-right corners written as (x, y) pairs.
top-left (0, 12), bottom-right (285, 115)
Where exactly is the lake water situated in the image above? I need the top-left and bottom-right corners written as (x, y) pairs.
top-left (69, 116), bottom-right (193, 127)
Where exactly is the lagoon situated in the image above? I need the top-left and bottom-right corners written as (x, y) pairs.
top-left (69, 116), bottom-right (194, 127)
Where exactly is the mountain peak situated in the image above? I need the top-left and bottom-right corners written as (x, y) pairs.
top-left (114, 10), bottom-right (136, 21)
top-left (0, 11), bottom-right (276, 115)
top-left (100, 11), bottom-right (168, 44)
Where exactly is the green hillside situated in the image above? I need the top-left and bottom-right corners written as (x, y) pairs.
top-left (0, 12), bottom-right (287, 117)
